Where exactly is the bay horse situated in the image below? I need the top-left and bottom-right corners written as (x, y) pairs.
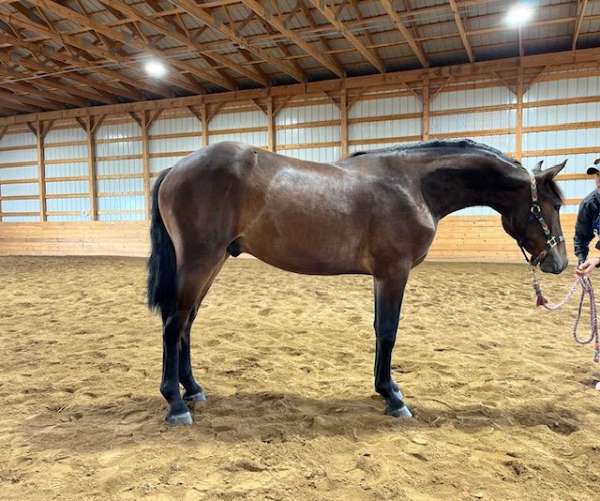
top-left (147, 139), bottom-right (568, 425)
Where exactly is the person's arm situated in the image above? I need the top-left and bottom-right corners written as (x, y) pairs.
top-left (574, 199), bottom-right (595, 263)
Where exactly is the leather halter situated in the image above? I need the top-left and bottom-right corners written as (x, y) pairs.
top-left (518, 174), bottom-right (564, 267)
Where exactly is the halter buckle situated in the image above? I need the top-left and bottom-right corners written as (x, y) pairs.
top-left (547, 235), bottom-right (561, 249)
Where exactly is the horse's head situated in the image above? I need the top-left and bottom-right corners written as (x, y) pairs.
top-left (502, 160), bottom-right (568, 274)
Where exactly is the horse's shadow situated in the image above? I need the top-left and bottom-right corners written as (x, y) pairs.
top-left (17, 390), bottom-right (581, 456)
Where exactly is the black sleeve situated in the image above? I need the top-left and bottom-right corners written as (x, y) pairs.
top-left (574, 199), bottom-right (596, 263)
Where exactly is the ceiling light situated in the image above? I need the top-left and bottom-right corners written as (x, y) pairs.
top-left (144, 60), bottom-right (167, 78)
top-left (505, 3), bottom-right (534, 28)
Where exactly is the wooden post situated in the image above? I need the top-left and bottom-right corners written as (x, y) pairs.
top-left (88, 117), bottom-right (99, 221)
top-left (421, 78), bottom-right (430, 141)
top-left (0, 126), bottom-right (5, 222)
top-left (267, 97), bottom-right (275, 152)
top-left (28, 120), bottom-right (53, 222)
top-left (201, 104), bottom-right (208, 147)
top-left (340, 88), bottom-right (348, 157)
top-left (140, 113), bottom-right (151, 220)
top-left (76, 116), bottom-right (104, 220)
top-left (131, 110), bottom-right (161, 220)
top-left (515, 66), bottom-right (524, 161)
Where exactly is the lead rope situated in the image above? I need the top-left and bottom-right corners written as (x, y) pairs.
top-left (531, 267), bottom-right (600, 363)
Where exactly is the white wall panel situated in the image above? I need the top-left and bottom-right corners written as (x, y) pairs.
top-left (96, 159), bottom-right (142, 176)
top-left (209, 131), bottom-right (267, 146)
top-left (349, 95), bottom-right (421, 118)
top-left (0, 166), bottom-right (38, 180)
top-left (349, 118), bottom-right (421, 140)
top-left (277, 103), bottom-right (339, 125)
top-left (150, 115), bottom-right (201, 135)
top-left (277, 126), bottom-right (340, 145)
top-left (523, 102), bottom-right (600, 127)
top-left (150, 156), bottom-right (186, 173)
top-left (0, 148), bottom-right (37, 164)
top-left (283, 147), bottom-right (340, 162)
top-left (431, 110), bottom-right (515, 133)
top-left (431, 86), bottom-right (515, 111)
top-left (525, 76), bottom-right (600, 103)
top-left (149, 136), bottom-right (198, 154)
top-left (211, 110), bottom-right (267, 130)
top-left (45, 125), bottom-right (86, 143)
top-left (45, 162), bottom-right (88, 178)
top-left (523, 128), bottom-right (600, 151)
top-left (44, 143), bottom-right (87, 161)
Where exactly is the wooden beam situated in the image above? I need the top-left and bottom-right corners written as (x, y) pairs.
top-left (75, 116), bottom-right (102, 220)
top-left (139, 111), bottom-right (151, 220)
top-left (448, 0), bottom-right (474, 63)
top-left (201, 104), bottom-right (208, 147)
top-left (267, 96), bottom-right (274, 152)
top-left (0, 125), bottom-right (4, 221)
top-left (239, 0), bottom-right (344, 78)
top-left (573, 0), bottom-right (589, 50)
top-left (308, 0), bottom-right (384, 73)
top-left (170, 0), bottom-right (305, 83)
top-left (515, 66), bottom-right (523, 161)
top-left (422, 79), bottom-right (430, 140)
top-left (28, 120), bottom-right (47, 221)
top-left (379, 0), bottom-right (429, 67)
top-left (5, 46), bottom-right (600, 127)
top-left (340, 88), bottom-right (348, 158)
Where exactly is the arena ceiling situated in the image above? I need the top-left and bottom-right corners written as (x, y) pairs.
top-left (0, 0), bottom-right (598, 116)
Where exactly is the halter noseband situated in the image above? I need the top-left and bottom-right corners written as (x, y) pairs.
top-left (517, 174), bottom-right (564, 267)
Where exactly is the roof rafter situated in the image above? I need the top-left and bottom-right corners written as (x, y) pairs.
top-left (379, 0), bottom-right (429, 67)
top-left (169, 0), bottom-right (305, 82)
top-left (0, 50), bottom-right (116, 104)
top-left (449, 0), bottom-right (474, 62)
top-left (96, 0), bottom-right (263, 86)
top-left (573, 0), bottom-right (589, 50)
top-left (239, 0), bottom-right (345, 78)
top-left (307, 0), bottom-right (384, 72)
top-left (3, 10), bottom-right (201, 95)
top-left (26, 0), bottom-right (231, 91)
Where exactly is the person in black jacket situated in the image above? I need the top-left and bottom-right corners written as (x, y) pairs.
top-left (574, 159), bottom-right (600, 277)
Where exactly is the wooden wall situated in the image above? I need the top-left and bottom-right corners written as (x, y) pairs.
top-left (0, 214), bottom-right (580, 264)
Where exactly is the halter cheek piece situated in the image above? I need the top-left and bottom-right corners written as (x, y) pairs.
top-left (517, 174), bottom-right (564, 267)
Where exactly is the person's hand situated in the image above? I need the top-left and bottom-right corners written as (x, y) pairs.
top-left (575, 257), bottom-right (600, 277)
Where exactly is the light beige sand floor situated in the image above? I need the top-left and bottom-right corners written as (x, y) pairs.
top-left (1, 256), bottom-right (599, 500)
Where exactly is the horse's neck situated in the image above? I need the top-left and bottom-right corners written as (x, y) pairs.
top-left (421, 160), bottom-right (529, 220)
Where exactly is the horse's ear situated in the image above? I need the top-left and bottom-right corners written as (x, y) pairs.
top-left (538, 159), bottom-right (567, 181)
top-left (533, 160), bottom-right (543, 173)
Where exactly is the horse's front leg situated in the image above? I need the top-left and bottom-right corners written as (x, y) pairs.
top-left (373, 269), bottom-right (412, 417)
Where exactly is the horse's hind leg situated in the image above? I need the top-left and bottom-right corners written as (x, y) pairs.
top-left (179, 257), bottom-right (227, 407)
top-left (161, 252), bottom-right (226, 425)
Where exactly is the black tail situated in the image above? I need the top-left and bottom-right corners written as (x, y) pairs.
top-left (147, 168), bottom-right (177, 317)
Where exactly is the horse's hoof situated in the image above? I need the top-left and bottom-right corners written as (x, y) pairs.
top-left (385, 403), bottom-right (413, 418)
top-left (165, 410), bottom-right (193, 426)
top-left (183, 390), bottom-right (207, 408)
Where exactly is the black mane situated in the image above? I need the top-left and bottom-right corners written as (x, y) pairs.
top-left (349, 139), bottom-right (523, 169)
